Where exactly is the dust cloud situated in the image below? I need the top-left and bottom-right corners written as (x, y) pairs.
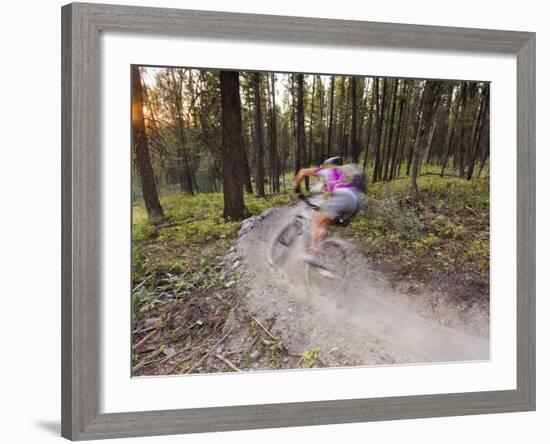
top-left (235, 206), bottom-right (489, 367)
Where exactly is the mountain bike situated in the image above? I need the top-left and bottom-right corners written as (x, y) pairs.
top-left (266, 191), bottom-right (350, 299)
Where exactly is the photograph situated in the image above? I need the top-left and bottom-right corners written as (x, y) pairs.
top-left (0, 0), bottom-right (540, 441)
top-left (131, 65), bottom-right (491, 376)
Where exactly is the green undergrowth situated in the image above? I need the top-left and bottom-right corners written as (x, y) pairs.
top-left (344, 171), bottom-right (490, 300)
top-left (133, 168), bottom-right (489, 305)
top-left (132, 192), bottom-right (292, 292)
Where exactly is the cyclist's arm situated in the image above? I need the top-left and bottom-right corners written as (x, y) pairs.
top-left (293, 168), bottom-right (318, 187)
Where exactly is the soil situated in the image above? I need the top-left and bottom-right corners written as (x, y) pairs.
top-left (132, 204), bottom-right (490, 376)
top-left (233, 205), bottom-right (489, 367)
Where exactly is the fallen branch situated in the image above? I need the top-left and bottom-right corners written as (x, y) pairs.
top-left (465, 205), bottom-right (479, 218)
top-left (214, 292), bottom-right (235, 306)
top-left (421, 172), bottom-right (460, 178)
top-left (154, 221), bottom-right (182, 230)
top-left (185, 327), bottom-right (234, 374)
top-left (215, 353), bottom-right (241, 372)
top-left (135, 325), bottom-right (218, 375)
top-left (132, 329), bottom-right (157, 351)
top-left (166, 351), bottom-right (195, 374)
top-left (132, 348), bottom-right (164, 373)
top-left (132, 359), bottom-right (150, 374)
top-left (158, 344), bottom-right (193, 366)
top-left (132, 275), bottom-right (152, 293)
top-left (391, 172), bottom-right (460, 181)
top-left (224, 347), bottom-right (249, 357)
top-left (249, 314), bottom-right (278, 341)
top-left (181, 303), bottom-right (238, 374)
top-left (133, 325), bottom-right (156, 335)
top-left (164, 317), bottom-right (225, 373)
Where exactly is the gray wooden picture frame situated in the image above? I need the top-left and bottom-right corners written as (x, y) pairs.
top-left (61, 2), bottom-right (536, 440)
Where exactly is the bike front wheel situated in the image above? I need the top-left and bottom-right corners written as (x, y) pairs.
top-left (267, 218), bottom-right (303, 268)
top-left (306, 239), bottom-right (348, 299)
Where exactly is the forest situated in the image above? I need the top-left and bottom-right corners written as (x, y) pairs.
top-left (131, 66), bottom-right (490, 375)
top-left (132, 67), bottom-right (489, 219)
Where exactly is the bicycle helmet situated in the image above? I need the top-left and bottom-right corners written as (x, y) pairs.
top-left (323, 156), bottom-right (343, 166)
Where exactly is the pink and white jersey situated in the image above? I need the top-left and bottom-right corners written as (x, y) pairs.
top-left (315, 167), bottom-right (355, 194)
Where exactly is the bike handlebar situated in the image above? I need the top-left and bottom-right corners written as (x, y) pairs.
top-left (294, 187), bottom-right (320, 210)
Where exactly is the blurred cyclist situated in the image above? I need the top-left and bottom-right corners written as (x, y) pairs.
top-left (292, 156), bottom-right (365, 263)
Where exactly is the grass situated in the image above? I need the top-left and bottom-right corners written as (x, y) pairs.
top-left (131, 167), bottom-right (489, 374)
top-left (133, 166), bottom-right (489, 304)
top-left (132, 192), bottom-right (292, 290)
top-left (343, 166), bottom-right (490, 300)
top-left (300, 348), bottom-right (321, 368)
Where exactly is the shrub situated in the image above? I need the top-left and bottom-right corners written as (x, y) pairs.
top-left (365, 196), bottom-right (425, 241)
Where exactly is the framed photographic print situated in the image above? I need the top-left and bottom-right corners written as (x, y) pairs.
top-left (61, 2), bottom-right (535, 440)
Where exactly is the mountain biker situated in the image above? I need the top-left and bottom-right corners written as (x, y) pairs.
top-left (292, 156), bottom-right (364, 263)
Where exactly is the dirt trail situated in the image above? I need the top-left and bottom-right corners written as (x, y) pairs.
top-left (234, 205), bottom-right (489, 367)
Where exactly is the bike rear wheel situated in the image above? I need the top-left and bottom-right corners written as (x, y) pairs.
top-left (306, 239), bottom-right (348, 299)
top-left (267, 218), bottom-right (303, 267)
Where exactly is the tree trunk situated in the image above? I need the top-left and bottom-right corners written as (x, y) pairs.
top-left (410, 82), bottom-right (440, 199)
top-left (357, 78), bottom-right (369, 150)
top-left (373, 78), bottom-right (387, 183)
top-left (408, 90), bottom-right (425, 185)
top-left (270, 73), bottom-right (279, 192)
top-left (455, 82), bottom-right (469, 177)
top-left (477, 107), bottom-right (490, 177)
top-left (406, 88), bottom-right (424, 176)
top-left (389, 80), bottom-right (408, 180)
top-left (466, 84), bottom-right (489, 180)
top-left (395, 83), bottom-right (417, 178)
top-left (440, 84), bottom-right (458, 176)
top-left (131, 66), bottom-right (164, 219)
top-left (295, 74), bottom-right (306, 177)
top-left (461, 83), bottom-right (478, 177)
top-left (252, 73), bottom-right (265, 196)
top-left (176, 147), bottom-right (194, 195)
top-left (326, 76), bottom-right (335, 159)
top-left (317, 76), bottom-right (325, 166)
top-left (306, 77), bottom-right (316, 190)
top-left (290, 75), bottom-right (298, 174)
top-left (363, 78), bottom-right (376, 174)
top-left (383, 79), bottom-right (399, 180)
top-left (426, 87), bottom-right (449, 166)
top-left (350, 76), bottom-right (360, 163)
top-left (219, 71), bottom-right (246, 220)
top-left (478, 140), bottom-right (490, 177)
top-left (337, 78), bottom-right (350, 158)
top-left (242, 150), bottom-right (254, 194)
top-left (170, 70), bottom-right (195, 195)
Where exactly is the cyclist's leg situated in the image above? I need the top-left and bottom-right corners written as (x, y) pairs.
top-left (310, 210), bottom-right (332, 252)
top-left (309, 193), bottom-right (354, 254)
